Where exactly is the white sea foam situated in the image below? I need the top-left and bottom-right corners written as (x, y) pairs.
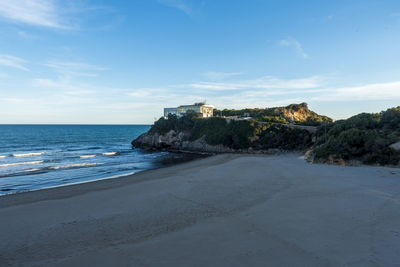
top-left (14, 168), bottom-right (41, 174)
top-left (25, 168), bottom-right (41, 172)
top-left (102, 152), bottom-right (117, 156)
top-left (80, 155), bottom-right (96, 159)
top-left (0, 161), bottom-right (44, 167)
top-left (0, 156), bottom-right (6, 159)
top-left (49, 163), bottom-right (103, 170)
top-left (13, 152), bottom-right (43, 157)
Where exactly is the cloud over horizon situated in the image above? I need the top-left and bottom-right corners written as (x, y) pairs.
top-left (313, 81), bottom-right (400, 101)
top-left (187, 76), bottom-right (323, 91)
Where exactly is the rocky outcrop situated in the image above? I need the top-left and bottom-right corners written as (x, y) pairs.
top-left (180, 136), bottom-right (235, 153)
top-left (132, 130), bottom-right (234, 153)
top-left (132, 130), bottom-right (184, 149)
top-left (304, 149), bottom-right (315, 163)
top-left (278, 107), bottom-right (310, 123)
top-left (305, 149), bottom-right (363, 166)
top-left (272, 103), bottom-right (331, 124)
top-left (132, 130), bottom-right (281, 154)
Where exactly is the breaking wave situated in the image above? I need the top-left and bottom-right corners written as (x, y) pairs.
top-left (49, 163), bottom-right (104, 170)
top-left (80, 155), bottom-right (96, 159)
top-left (13, 152), bottom-right (43, 157)
top-left (103, 152), bottom-right (117, 156)
top-left (24, 168), bottom-right (41, 172)
top-left (0, 156), bottom-right (6, 159)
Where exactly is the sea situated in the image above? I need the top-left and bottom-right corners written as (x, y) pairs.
top-left (0, 125), bottom-right (198, 196)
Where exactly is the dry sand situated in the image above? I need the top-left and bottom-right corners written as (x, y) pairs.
top-left (1, 153), bottom-right (400, 266)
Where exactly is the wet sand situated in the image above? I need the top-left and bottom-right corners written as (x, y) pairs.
top-left (1, 154), bottom-right (400, 266)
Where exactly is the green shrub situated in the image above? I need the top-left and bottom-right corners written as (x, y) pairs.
top-left (150, 111), bottom-right (197, 135)
top-left (215, 103), bottom-right (332, 126)
top-left (149, 105), bottom-right (400, 166)
top-left (257, 116), bottom-right (289, 124)
top-left (381, 107), bottom-right (400, 130)
top-left (254, 123), bottom-right (312, 150)
top-left (190, 118), bottom-right (254, 149)
top-left (314, 108), bottom-right (400, 165)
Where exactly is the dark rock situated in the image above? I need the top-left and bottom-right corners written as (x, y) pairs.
top-left (132, 131), bottom-right (234, 153)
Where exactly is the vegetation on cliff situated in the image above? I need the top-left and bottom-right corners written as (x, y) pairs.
top-left (314, 107), bottom-right (400, 165)
top-left (136, 104), bottom-right (400, 166)
top-left (148, 108), bottom-right (314, 150)
top-left (214, 103), bottom-right (332, 126)
top-left (254, 123), bottom-right (312, 150)
top-left (149, 112), bottom-right (255, 149)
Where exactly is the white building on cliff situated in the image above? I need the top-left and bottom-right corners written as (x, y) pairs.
top-left (164, 103), bottom-right (214, 118)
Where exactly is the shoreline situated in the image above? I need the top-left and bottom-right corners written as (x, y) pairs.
top-left (0, 149), bottom-right (209, 198)
top-left (0, 152), bottom-right (219, 208)
top-left (1, 151), bottom-right (398, 207)
top-left (1, 153), bottom-right (400, 266)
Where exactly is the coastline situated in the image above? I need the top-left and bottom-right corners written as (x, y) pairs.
top-left (1, 153), bottom-right (400, 266)
top-left (0, 151), bottom-right (210, 207)
top-left (0, 149), bottom-right (209, 197)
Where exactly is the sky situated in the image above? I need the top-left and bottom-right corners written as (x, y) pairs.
top-left (0, 0), bottom-right (400, 124)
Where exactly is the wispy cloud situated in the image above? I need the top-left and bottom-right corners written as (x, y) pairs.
top-left (188, 76), bottom-right (323, 91)
top-left (0, 54), bottom-right (29, 71)
top-left (7, 68), bottom-right (400, 123)
top-left (0, 0), bottom-right (70, 29)
top-left (202, 71), bottom-right (243, 81)
top-left (45, 61), bottom-right (106, 78)
top-left (279, 37), bottom-right (309, 59)
top-left (32, 78), bottom-right (79, 90)
top-left (158, 0), bottom-right (193, 17)
top-left (31, 60), bottom-right (106, 100)
top-left (0, 0), bottom-right (113, 30)
top-left (128, 88), bottom-right (165, 98)
top-left (313, 81), bottom-right (400, 101)
top-left (326, 15), bottom-right (334, 20)
top-left (126, 75), bottom-right (400, 118)
top-left (31, 78), bottom-right (98, 100)
top-left (124, 75), bottom-right (326, 114)
top-left (17, 30), bottom-right (39, 40)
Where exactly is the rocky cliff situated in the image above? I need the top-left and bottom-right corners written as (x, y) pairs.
top-left (132, 129), bottom-right (286, 154)
top-left (132, 130), bottom-right (235, 153)
top-left (214, 103), bottom-right (332, 126)
top-left (132, 104), bottom-right (400, 167)
top-left (132, 104), bottom-right (318, 154)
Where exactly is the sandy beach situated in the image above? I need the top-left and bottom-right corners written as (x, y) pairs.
top-left (1, 153), bottom-right (400, 266)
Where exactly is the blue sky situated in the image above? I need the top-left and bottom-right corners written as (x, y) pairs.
top-left (0, 0), bottom-right (399, 124)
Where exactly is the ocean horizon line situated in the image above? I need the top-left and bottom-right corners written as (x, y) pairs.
top-left (0, 123), bottom-right (152, 126)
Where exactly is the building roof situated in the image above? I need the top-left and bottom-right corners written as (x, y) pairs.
top-left (178, 104), bottom-right (200, 108)
top-left (177, 104), bottom-right (214, 108)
